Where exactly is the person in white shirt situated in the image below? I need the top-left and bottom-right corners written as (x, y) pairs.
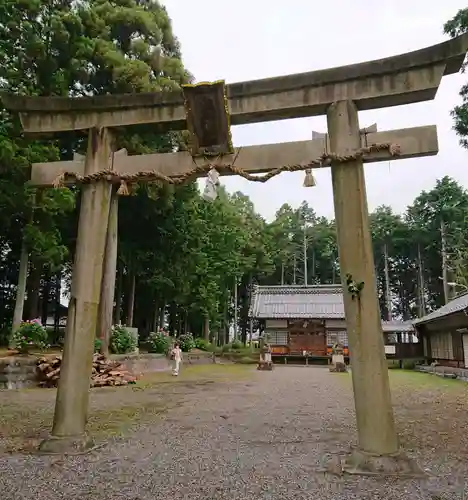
top-left (171, 342), bottom-right (183, 376)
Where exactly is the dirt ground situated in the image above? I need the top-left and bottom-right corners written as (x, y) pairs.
top-left (0, 365), bottom-right (467, 499)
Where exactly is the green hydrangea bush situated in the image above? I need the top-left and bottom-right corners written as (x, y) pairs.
top-left (109, 325), bottom-right (137, 354)
top-left (178, 333), bottom-right (195, 352)
top-left (11, 319), bottom-right (48, 354)
top-left (194, 338), bottom-right (211, 351)
top-left (147, 328), bottom-right (172, 354)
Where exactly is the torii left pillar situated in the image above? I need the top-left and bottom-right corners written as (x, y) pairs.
top-left (71, 149), bottom-right (125, 357)
top-left (40, 128), bottom-right (114, 453)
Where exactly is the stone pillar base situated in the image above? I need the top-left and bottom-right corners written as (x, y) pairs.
top-left (341, 448), bottom-right (425, 478)
top-left (257, 362), bottom-right (273, 371)
top-left (330, 362), bottom-right (347, 373)
top-left (38, 434), bottom-right (96, 455)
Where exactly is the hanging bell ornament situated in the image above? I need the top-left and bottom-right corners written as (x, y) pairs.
top-left (117, 179), bottom-right (130, 196)
top-left (303, 168), bottom-right (316, 187)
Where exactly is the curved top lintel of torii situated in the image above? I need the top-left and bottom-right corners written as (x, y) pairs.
top-left (2, 33), bottom-right (468, 134)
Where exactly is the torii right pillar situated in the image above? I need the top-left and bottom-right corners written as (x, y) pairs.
top-left (327, 101), bottom-right (418, 475)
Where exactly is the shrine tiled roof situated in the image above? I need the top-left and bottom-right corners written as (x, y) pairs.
top-left (249, 285), bottom-right (414, 332)
top-left (413, 292), bottom-right (468, 326)
top-left (250, 285), bottom-right (343, 319)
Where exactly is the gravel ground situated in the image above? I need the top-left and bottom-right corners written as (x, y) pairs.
top-left (0, 365), bottom-right (467, 500)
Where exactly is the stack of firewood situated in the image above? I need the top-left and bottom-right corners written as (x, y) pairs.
top-left (36, 353), bottom-right (138, 388)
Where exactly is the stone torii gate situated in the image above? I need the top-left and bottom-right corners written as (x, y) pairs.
top-left (3, 33), bottom-right (468, 474)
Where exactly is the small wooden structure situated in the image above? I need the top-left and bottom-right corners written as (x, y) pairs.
top-left (250, 285), bottom-right (421, 364)
top-left (414, 292), bottom-right (468, 368)
top-left (45, 302), bottom-right (68, 329)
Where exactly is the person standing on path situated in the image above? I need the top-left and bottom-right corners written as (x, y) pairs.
top-left (171, 342), bottom-right (183, 376)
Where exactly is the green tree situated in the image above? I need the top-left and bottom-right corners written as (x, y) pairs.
top-left (0, 0), bottom-right (83, 333)
top-left (55, 0), bottom-right (193, 339)
top-left (443, 9), bottom-right (468, 146)
top-left (406, 176), bottom-right (468, 309)
top-left (0, 0), bottom-right (193, 343)
top-left (308, 217), bottom-right (338, 285)
top-left (370, 206), bottom-right (414, 319)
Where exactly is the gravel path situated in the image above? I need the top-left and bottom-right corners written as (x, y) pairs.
top-left (0, 366), bottom-right (467, 499)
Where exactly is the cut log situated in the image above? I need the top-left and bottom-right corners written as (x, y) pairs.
top-left (46, 367), bottom-right (60, 379)
top-left (36, 354), bottom-right (138, 388)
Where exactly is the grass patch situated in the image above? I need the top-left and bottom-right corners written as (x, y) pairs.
top-left (0, 400), bottom-right (169, 453)
top-left (136, 363), bottom-right (253, 388)
top-left (0, 363), bottom-right (253, 454)
top-left (88, 402), bottom-right (168, 437)
top-left (332, 366), bottom-right (468, 393)
top-left (0, 399), bottom-right (170, 454)
top-left (0, 404), bottom-right (54, 453)
top-left (388, 368), bottom-right (468, 391)
top-left (237, 356), bottom-right (258, 364)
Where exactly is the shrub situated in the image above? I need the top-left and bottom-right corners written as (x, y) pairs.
top-left (402, 359), bottom-right (417, 370)
top-left (148, 330), bottom-right (172, 354)
top-left (231, 340), bottom-right (243, 350)
top-left (0, 326), bottom-right (10, 347)
top-left (194, 338), bottom-right (211, 351)
top-left (109, 325), bottom-right (137, 354)
top-left (94, 338), bottom-right (102, 353)
top-left (220, 342), bottom-right (252, 354)
top-left (178, 333), bottom-right (195, 352)
top-left (11, 319), bottom-right (48, 353)
top-left (238, 356), bottom-right (257, 364)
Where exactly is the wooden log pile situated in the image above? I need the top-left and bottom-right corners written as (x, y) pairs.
top-left (36, 353), bottom-right (138, 388)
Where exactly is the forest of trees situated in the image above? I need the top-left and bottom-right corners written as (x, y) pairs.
top-left (1, 1), bottom-right (468, 346)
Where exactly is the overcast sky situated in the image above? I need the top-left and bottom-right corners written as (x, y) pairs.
top-left (162, 0), bottom-right (468, 222)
